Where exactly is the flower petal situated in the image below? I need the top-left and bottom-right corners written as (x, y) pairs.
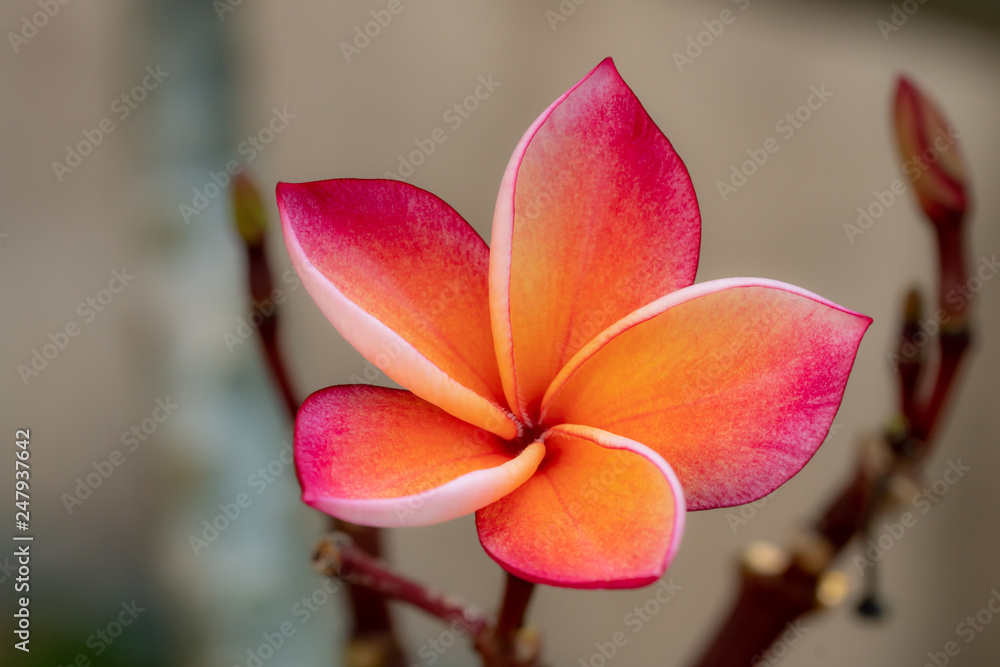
top-left (475, 424), bottom-right (685, 589)
top-left (490, 58), bottom-right (701, 423)
top-left (278, 179), bottom-right (517, 439)
top-left (296, 385), bottom-right (543, 527)
top-left (541, 278), bottom-right (872, 510)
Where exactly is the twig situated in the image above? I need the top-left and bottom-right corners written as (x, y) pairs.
top-left (314, 533), bottom-right (491, 637)
top-left (484, 574), bottom-right (538, 666)
top-left (232, 173), bottom-right (405, 666)
top-left (236, 173), bottom-right (541, 666)
top-left (495, 574), bottom-right (536, 647)
top-left (314, 534), bottom-right (541, 667)
top-left (689, 85), bottom-right (973, 667)
top-left (246, 242), bottom-right (299, 418)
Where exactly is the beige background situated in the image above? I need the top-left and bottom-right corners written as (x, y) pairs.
top-left (2, 0), bottom-right (999, 665)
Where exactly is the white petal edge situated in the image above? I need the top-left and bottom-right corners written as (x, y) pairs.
top-left (489, 59), bottom-right (614, 425)
top-left (305, 442), bottom-right (545, 527)
top-left (541, 423), bottom-right (687, 569)
top-left (540, 277), bottom-right (871, 419)
top-left (280, 203), bottom-right (519, 440)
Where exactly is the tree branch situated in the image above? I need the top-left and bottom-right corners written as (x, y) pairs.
top-left (689, 107), bottom-right (973, 667)
top-left (232, 173), bottom-right (405, 666)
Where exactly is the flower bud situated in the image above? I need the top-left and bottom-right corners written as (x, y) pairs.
top-left (893, 76), bottom-right (969, 226)
top-left (232, 171), bottom-right (268, 246)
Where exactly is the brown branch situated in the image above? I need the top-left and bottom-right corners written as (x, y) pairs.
top-left (913, 327), bottom-right (970, 445)
top-left (314, 534), bottom-right (540, 667)
top-left (483, 574), bottom-right (539, 667)
top-left (236, 174), bottom-right (541, 667)
top-left (690, 131), bottom-right (973, 667)
top-left (246, 242), bottom-right (299, 419)
top-left (314, 533), bottom-right (491, 637)
top-left (495, 575), bottom-right (535, 646)
top-left (689, 546), bottom-right (824, 667)
top-left (691, 442), bottom-right (885, 667)
top-left (691, 288), bottom-right (971, 667)
top-left (692, 310), bottom-right (971, 666)
top-left (911, 219), bottom-right (971, 445)
top-left (232, 173), bottom-right (404, 666)
top-left (897, 288), bottom-right (925, 424)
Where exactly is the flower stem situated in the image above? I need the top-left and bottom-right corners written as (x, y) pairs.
top-left (314, 535), bottom-right (541, 667)
top-left (910, 221), bottom-right (971, 445)
top-left (246, 241), bottom-right (299, 419)
top-left (689, 182), bottom-right (973, 667)
top-left (314, 533), bottom-right (491, 638)
top-left (232, 173), bottom-right (404, 666)
top-left (492, 573), bottom-right (536, 656)
top-left (897, 288), bottom-right (924, 424)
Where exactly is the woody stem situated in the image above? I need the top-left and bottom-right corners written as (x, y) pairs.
top-left (494, 574), bottom-right (536, 652)
top-left (235, 186), bottom-right (404, 666)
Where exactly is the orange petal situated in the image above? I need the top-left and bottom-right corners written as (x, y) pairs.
top-left (476, 424), bottom-right (684, 589)
top-left (490, 58), bottom-right (700, 424)
top-left (296, 385), bottom-right (543, 527)
top-left (278, 179), bottom-right (517, 438)
top-left (541, 279), bottom-right (871, 510)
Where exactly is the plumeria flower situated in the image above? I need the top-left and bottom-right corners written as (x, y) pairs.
top-left (277, 58), bottom-right (871, 589)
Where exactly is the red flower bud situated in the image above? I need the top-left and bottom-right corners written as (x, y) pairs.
top-left (893, 76), bottom-right (969, 227)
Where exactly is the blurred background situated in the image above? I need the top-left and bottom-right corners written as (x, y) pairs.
top-left (2, 0), bottom-right (999, 665)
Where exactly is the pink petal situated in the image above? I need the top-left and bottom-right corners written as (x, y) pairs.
top-left (278, 179), bottom-right (518, 439)
top-left (490, 58), bottom-right (701, 424)
top-left (296, 385), bottom-right (543, 527)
